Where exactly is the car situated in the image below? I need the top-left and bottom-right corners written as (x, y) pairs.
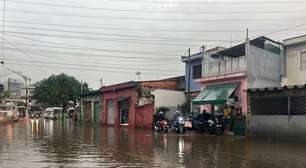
top-left (44, 107), bottom-right (63, 120)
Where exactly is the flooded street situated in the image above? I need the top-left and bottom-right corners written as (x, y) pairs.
top-left (0, 119), bottom-right (306, 168)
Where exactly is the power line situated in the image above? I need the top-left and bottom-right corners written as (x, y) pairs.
top-left (4, 25), bottom-right (235, 43)
top-left (0, 20), bottom-right (265, 33)
top-left (5, 0), bottom-right (306, 14)
top-left (1, 47), bottom-right (181, 61)
top-left (6, 9), bottom-right (306, 22)
top-left (3, 58), bottom-right (183, 73)
top-left (5, 61), bottom-right (181, 76)
top-left (2, 42), bottom-right (184, 56)
top-left (2, 39), bottom-right (183, 77)
top-left (4, 30), bottom-right (201, 47)
top-left (108, 0), bottom-right (306, 5)
top-left (1, 0), bottom-right (5, 61)
top-left (3, 41), bottom-right (183, 66)
top-left (6, 34), bottom-right (184, 56)
top-left (4, 19), bottom-right (302, 33)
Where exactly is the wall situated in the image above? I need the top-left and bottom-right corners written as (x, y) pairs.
top-left (282, 42), bottom-right (306, 86)
top-left (136, 104), bottom-right (154, 129)
top-left (101, 87), bottom-right (137, 128)
top-left (247, 45), bottom-right (281, 89)
top-left (141, 80), bottom-right (177, 90)
top-left (151, 89), bottom-right (186, 119)
top-left (185, 59), bottom-right (202, 92)
top-left (101, 87), bottom-right (154, 129)
top-left (81, 94), bottom-right (102, 123)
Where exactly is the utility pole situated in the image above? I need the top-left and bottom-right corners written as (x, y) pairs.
top-left (136, 71), bottom-right (141, 81)
top-left (100, 78), bottom-right (103, 87)
top-left (187, 48), bottom-right (191, 117)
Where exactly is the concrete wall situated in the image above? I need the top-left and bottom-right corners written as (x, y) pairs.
top-left (185, 60), bottom-right (202, 92)
top-left (81, 95), bottom-right (102, 123)
top-left (151, 89), bottom-right (186, 120)
top-left (250, 115), bottom-right (306, 142)
top-left (247, 45), bottom-right (281, 89)
top-left (101, 87), bottom-right (154, 129)
top-left (282, 42), bottom-right (306, 86)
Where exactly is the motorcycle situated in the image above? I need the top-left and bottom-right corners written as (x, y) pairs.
top-left (213, 117), bottom-right (224, 136)
top-left (154, 120), bottom-right (169, 133)
top-left (193, 114), bottom-right (224, 135)
top-left (173, 116), bottom-right (185, 134)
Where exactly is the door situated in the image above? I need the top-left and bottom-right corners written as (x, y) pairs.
top-left (107, 100), bottom-right (115, 125)
top-left (85, 102), bottom-right (91, 122)
top-left (119, 100), bottom-right (129, 124)
top-left (94, 102), bottom-right (100, 122)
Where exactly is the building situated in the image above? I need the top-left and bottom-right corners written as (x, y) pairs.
top-left (80, 90), bottom-right (102, 123)
top-left (193, 36), bottom-right (282, 136)
top-left (101, 77), bottom-right (185, 129)
top-left (248, 85), bottom-right (306, 142)
top-left (4, 78), bottom-right (24, 98)
top-left (181, 46), bottom-right (224, 113)
top-left (282, 34), bottom-right (306, 86)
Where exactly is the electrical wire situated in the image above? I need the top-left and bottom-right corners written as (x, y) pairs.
top-left (5, 25), bottom-right (234, 43)
top-left (6, 34), bottom-right (184, 56)
top-left (5, 0), bottom-right (306, 14)
top-left (6, 9), bottom-right (306, 22)
top-left (4, 61), bottom-right (181, 76)
top-left (108, 0), bottom-right (306, 5)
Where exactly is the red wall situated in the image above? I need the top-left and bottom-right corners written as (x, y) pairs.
top-left (101, 86), bottom-right (154, 129)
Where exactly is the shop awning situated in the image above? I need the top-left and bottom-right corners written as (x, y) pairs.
top-left (193, 83), bottom-right (239, 105)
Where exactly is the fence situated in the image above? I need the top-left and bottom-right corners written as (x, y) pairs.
top-left (248, 87), bottom-right (306, 142)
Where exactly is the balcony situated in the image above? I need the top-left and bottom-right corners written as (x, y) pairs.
top-left (203, 56), bottom-right (246, 77)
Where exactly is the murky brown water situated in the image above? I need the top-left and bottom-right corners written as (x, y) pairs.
top-left (0, 119), bottom-right (306, 168)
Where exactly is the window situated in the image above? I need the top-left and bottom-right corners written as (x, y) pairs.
top-left (192, 65), bottom-right (202, 79)
top-left (301, 52), bottom-right (306, 70)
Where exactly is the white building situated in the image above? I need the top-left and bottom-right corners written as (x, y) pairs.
top-left (4, 78), bottom-right (24, 98)
top-left (282, 34), bottom-right (306, 86)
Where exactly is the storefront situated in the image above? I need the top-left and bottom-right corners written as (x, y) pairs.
top-left (194, 75), bottom-right (247, 136)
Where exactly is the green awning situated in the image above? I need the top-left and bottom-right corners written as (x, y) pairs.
top-left (193, 83), bottom-right (239, 105)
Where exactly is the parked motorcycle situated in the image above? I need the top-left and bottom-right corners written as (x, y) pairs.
top-left (193, 114), bottom-right (224, 135)
top-left (154, 120), bottom-right (169, 133)
top-left (173, 116), bottom-right (185, 134)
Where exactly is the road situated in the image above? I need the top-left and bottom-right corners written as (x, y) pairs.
top-left (0, 119), bottom-right (305, 168)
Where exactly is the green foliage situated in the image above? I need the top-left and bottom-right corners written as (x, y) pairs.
top-left (0, 90), bottom-right (11, 101)
top-left (32, 73), bottom-right (89, 108)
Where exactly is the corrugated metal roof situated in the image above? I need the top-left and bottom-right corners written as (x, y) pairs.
top-left (247, 84), bottom-right (306, 93)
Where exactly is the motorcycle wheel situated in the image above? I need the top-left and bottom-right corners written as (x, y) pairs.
top-left (179, 125), bottom-right (184, 134)
top-left (215, 127), bottom-right (223, 136)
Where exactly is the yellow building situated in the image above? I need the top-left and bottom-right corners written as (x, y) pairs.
top-left (282, 35), bottom-right (306, 86)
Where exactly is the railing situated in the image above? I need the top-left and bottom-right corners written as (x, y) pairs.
top-left (203, 56), bottom-right (246, 77)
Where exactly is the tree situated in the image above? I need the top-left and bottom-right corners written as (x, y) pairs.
top-left (32, 73), bottom-right (89, 110)
top-left (0, 90), bottom-right (11, 102)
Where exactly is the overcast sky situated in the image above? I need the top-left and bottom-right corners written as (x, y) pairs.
top-left (0, 0), bottom-right (305, 89)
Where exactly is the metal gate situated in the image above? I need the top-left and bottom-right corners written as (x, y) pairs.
top-left (249, 87), bottom-right (306, 142)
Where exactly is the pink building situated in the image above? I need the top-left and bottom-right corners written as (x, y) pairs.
top-left (193, 37), bottom-right (283, 135)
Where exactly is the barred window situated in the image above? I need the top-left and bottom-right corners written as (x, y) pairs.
top-left (301, 52), bottom-right (306, 70)
top-left (193, 65), bottom-right (202, 79)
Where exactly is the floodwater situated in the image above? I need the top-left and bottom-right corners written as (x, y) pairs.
top-left (0, 120), bottom-right (306, 168)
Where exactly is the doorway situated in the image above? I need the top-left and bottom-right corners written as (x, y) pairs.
top-left (119, 99), bottom-right (129, 125)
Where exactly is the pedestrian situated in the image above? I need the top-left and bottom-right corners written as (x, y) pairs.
top-left (223, 105), bottom-right (231, 135)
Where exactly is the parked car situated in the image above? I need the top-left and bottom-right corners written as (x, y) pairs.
top-left (0, 104), bottom-right (19, 122)
top-left (29, 106), bottom-right (42, 119)
top-left (44, 107), bottom-right (63, 120)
